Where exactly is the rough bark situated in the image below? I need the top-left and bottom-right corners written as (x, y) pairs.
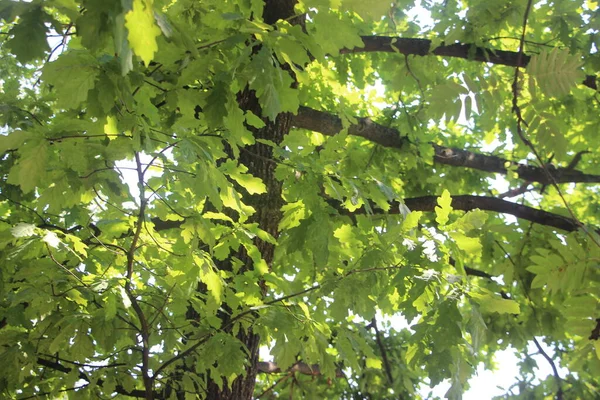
top-left (205, 108), bottom-right (292, 400)
top-left (204, 1), bottom-right (299, 399)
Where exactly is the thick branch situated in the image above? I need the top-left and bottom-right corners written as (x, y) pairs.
top-left (343, 36), bottom-right (597, 91)
top-left (293, 105), bottom-right (406, 148)
top-left (346, 195), bottom-right (592, 234)
top-left (152, 194), bottom-right (593, 235)
top-left (532, 337), bottom-right (563, 400)
top-left (257, 361), bottom-right (344, 378)
top-left (293, 106), bottom-right (600, 185)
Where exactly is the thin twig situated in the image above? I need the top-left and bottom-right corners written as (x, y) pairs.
top-left (125, 152), bottom-right (153, 399)
top-left (143, 79), bottom-right (168, 92)
top-left (0, 192), bottom-right (47, 224)
top-left (18, 384), bottom-right (88, 400)
top-left (142, 141), bottom-right (180, 177)
top-left (11, 106), bottom-right (44, 126)
top-left (38, 354), bottom-right (126, 369)
top-left (532, 337), bottom-right (563, 400)
top-left (256, 374), bottom-right (291, 398)
top-left (33, 24), bottom-right (73, 87)
top-left (49, 134), bottom-right (128, 142)
top-left (80, 166), bottom-right (138, 179)
top-left (499, 182), bottom-right (533, 198)
top-left (498, 240), bottom-right (564, 399)
top-left (510, 0), bottom-right (600, 248)
top-left (403, 54), bottom-right (425, 108)
top-left (370, 317), bottom-right (394, 385)
top-left (132, 63), bottom-right (164, 96)
top-left (92, 186), bottom-right (133, 216)
top-left (46, 244), bottom-right (88, 287)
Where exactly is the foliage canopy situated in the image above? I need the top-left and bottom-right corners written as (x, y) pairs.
top-left (1, 0), bottom-right (600, 399)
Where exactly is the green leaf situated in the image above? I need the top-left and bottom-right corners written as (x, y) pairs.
top-left (365, 357), bottom-right (382, 369)
top-left (342, 0), bottom-right (391, 20)
top-left (311, 11), bottom-right (364, 56)
top-left (48, 320), bottom-right (75, 354)
top-left (125, 0), bottom-right (162, 65)
top-left (6, 6), bottom-right (49, 63)
top-left (220, 160), bottom-right (266, 195)
top-left (272, 338), bottom-right (301, 371)
top-left (471, 293), bottom-right (520, 315)
top-left (42, 51), bottom-right (100, 109)
top-left (306, 215), bottom-right (330, 263)
top-left (528, 48), bottom-right (584, 97)
top-left (7, 140), bottom-right (48, 193)
top-left (104, 293), bottom-right (118, 321)
top-left (402, 211), bottom-right (422, 231)
top-left (452, 209), bottom-right (488, 232)
top-left (435, 189), bottom-right (452, 226)
top-left (279, 201), bottom-right (307, 230)
top-left (0, 131), bottom-right (32, 154)
top-left (248, 47), bottom-right (299, 120)
top-left (204, 78), bottom-right (229, 127)
top-left (450, 232), bottom-right (482, 256)
top-left (197, 255), bottom-right (223, 303)
top-left (245, 111), bottom-right (266, 128)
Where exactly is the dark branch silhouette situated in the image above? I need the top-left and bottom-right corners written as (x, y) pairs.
top-left (257, 361), bottom-right (344, 378)
top-left (35, 357), bottom-right (151, 398)
top-left (292, 106), bottom-right (600, 185)
top-left (343, 195), bottom-right (593, 234)
top-left (344, 36), bottom-right (597, 90)
top-left (149, 194), bottom-right (595, 235)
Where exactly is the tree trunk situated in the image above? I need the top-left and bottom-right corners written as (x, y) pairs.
top-left (205, 1), bottom-right (298, 398)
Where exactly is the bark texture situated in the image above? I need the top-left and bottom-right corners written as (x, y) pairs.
top-left (205, 1), bottom-right (299, 398)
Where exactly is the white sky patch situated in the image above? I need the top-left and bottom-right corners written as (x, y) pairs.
top-left (115, 152), bottom-right (166, 202)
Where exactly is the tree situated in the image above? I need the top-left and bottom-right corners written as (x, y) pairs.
top-left (0, 0), bottom-right (599, 398)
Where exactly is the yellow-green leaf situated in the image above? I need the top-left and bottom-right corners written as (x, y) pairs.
top-left (365, 357), bottom-right (382, 369)
top-left (125, 0), bottom-right (161, 65)
top-left (435, 189), bottom-right (453, 226)
top-left (472, 293), bottom-right (520, 315)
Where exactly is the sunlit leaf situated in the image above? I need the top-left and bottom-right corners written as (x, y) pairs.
top-left (125, 0), bottom-right (161, 65)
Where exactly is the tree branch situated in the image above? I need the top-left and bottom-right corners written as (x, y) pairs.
top-left (341, 195), bottom-right (594, 234)
top-left (402, 195), bottom-right (589, 233)
top-left (370, 318), bottom-right (394, 385)
top-left (532, 337), bottom-right (563, 400)
top-left (150, 193), bottom-right (596, 235)
top-left (36, 357), bottom-right (154, 398)
top-left (343, 36), bottom-right (597, 91)
top-left (292, 106), bottom-right (600, 185)
top-left (292, 105), bottom-right (407, 148)
top-left (127, 152), bottom-right (153, 400)
top-left (257, 361), bottom-right (344, 378)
